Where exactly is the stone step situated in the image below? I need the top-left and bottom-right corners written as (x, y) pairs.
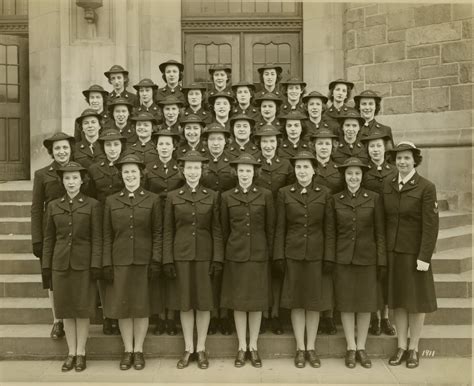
top-left (425, 298), bottom-right (472, 325)
top-left (433, 271), bottom-right (472, 298)
top-left (0, 275), bottom-right (47, 298)
top-left (0, 235), bottom-right (31, 253)
top-left (0, 182), bottom-right (32, 202)
top-left (0, 217), bottom-right (30, 234)
top-left (439, 211), bottom-right (472, 230)
top-left (432, 247), bottom-right (472, 274)
top-left (436, 226), bottom-right (472, 252)
top-left (0, 254), bottom-right (39, 274)
top-left (0, 324), bottom-right (470, 359)
top-left (0, 202), bottom-right (31, 217)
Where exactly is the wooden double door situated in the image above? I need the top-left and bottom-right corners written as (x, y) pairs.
top-left (183, 32), bottom-right (301, 85)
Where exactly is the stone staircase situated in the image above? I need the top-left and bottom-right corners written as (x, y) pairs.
top-left (0, 181), bottom-right (471, 359)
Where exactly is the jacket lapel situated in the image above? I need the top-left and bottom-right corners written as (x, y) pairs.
top-left (288, 185), bottom-right (308, 205)
top-left (70, 194), bottom-right (88, 212)
top-left (400, 172), bottom-right (419, 193)
top-left (57, 196), bottom-right (71, 212)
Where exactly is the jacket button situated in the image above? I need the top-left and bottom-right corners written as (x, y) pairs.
top-left (352, 218), bottom-right (356, 221)
top-left (192, 222), bottom-right (195, 226)
top-left (351, 237), bottom-right (355, 241)
top-left (192, 232), bottom-right (195, 236)
top-left (304, 224), bottom-right (307, 227)
top-left (68, 233), bottom-right (72, 237)
top-left (68, 242), bottom-right (71, 246)
top-left (246, 223), bottom-right (250, 226)
top-left (246, 213), bottom-right (250, 216)
top-left (192, 212), bottom-right (195, 216)
top-left (352, 208), bottom-right (356, 212)
top-left (130, 225), bottom-right (133, 229)
top-left (130, 215), bottom-right (133, 218)
top-left (303, 234), bottom-right (307, 238)
top-left (304, 214), bottom-right (307, 218)
top-left (246, 233), bottom-right (250, 236)
top-left (130, 235), bottom-right (133, 239)
top-left (68, 222), bottom-right (72, 226)
top-left (109, 185), bottom-right (112, 189)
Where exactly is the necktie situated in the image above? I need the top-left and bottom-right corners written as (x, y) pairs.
top-left (129, 193), bottom-right (135, 199)
top-left (377, 165), bottom-right (383, 171)
top-left (301, 188), bottom-right (307, 194)
top-left (89, 143), bottom-right (94, 154)
top-left (399, 181), bottom-right (404, 191)
top-left (163, 164), bottom-right (168, 175)
top-left (266, 159), bottom-right (272, 166)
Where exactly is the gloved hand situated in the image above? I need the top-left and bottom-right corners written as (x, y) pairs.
top-left (33, 242), bottom-right (43, 258)
top-left (377, 266), bottom-right (387, 282)
top-left (41, 268), bottom-right (51, 282)
top-left (208, 261), bottom-right (223, 277)
top-left (90, 267), bottom-right (102, 281)
top-left (322, 261), bottom-right (336, 275)
top-left (163, 263), bottom-right (177, 279)
top-left (148, 262), bottom-right (162, 280)
top-left (102, 266), bottom-right (114, 283)
top-left (272, 259), bottom-right (286, 277)
top-left (416, 259), bottom-right (430, 272)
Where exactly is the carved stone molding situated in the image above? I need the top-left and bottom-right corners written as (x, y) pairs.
top-left (182, 19), bottom-right (302, 31)
top-left (0, 19), bottom-right (28, 36)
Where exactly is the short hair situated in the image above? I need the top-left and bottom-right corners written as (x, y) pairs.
top-left (258, 69), bottom-right (282, 85)
top-left (161, 64), bottom-right (184, 83)
top-left (107, 72), bottom-right (129, 88)
top-left (354, 97), bottom-right (381, 116)
top-left (388, 149), bottom-right (423, 168)
top-left (46, 139), bottom-right (75, 159)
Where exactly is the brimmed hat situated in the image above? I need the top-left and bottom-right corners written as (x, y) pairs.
top-left (337, 109), bottom-right (365, 126)
top-left (107, 97), bottom-right (134, 111)
top-left (56, 161), bottom-right (86, 177)
top-left (43, 132), bottom-right (75, 149)
top-left (385, 141), bottom-right (421, 158)
top-left (207, 90), bottom-right (235, 106)
top-left (302, 91), bottom-right (329, 105)
top-left (178, 150), bottom-right (209, 163)
top-left (229, 152), bottom-right (260, 166)
top-left (208, 64), bottom-right (232, 75)
top-left (290, 150), bottom-right (317, 163)
top-left (82, 84), bottom-right (108, 99)
top-left (281, 77), bottom-right (307, 89)
top-left (115, 153), bottom-right (145, 169)
top-left (254, 92), bottom-right (283, 106)
top-left (279, 110), bottom-right (308, 121)
top-left (104, 65), bottom-right (129, 78)
top-left (354, 89), bottom-right (382, 104)
top-left (257, 63), bottom-right (283, 74)
top-left (253, 124), bottom-right (281, 137)
top-left (159, 59), bottom-right (184, 73)
top-left (231, 81), bottom-right (256, 92)
top-left (157, 95), bottom-right (184, 107)
top-left (336, 157), bottom-right (369, 171)
top-left (229, 113), bottom-right (256, 128)
top-left (130, 111), bottom-right (158, 125)
top-left (328, 79), bottom-right (354, 91)
top-left (152, 128), bottom-right (181, 139)
top-left (360, 130), bottom-right (391, 143)
top-left (180, 114), bottom-right (205, 127)
top-left (98, 129), bottom-right (126, 143)
top-left (75, 109), bottom-right (102, 126)
top-left (182, 82), bottom-right (207, 93)
top-left (310, 128), bottom-right (338, 139)
top-left (133, 78), bottom-right (158, 91)
top-left (202, 122), bottom-right (231, 138)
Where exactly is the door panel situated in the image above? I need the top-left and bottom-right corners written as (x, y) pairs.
top-left (0, 34), bottom-right (29, 180)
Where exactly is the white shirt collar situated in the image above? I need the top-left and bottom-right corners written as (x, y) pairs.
top-left (398, 169), bottom-right (416, 185)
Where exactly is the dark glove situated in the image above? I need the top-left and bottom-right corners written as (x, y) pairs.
top-left (148, 262), bottom-right (162, 280)
top-left (322, 261), bottom-right (336, 275)
top-left (377, 266), bottom-right (387, 282)
top-left (102, 266), bottom-right (114, 283)
top-left (208, 261), bottom-right (223, 277)
top-left (41, 268), bottom-right (51, 282)
top-left (272, 259), bottom-right (286, 277)
top-left (33, 242), bottom-right (43, 258)
top-left (90, 268), bottom-right (102, 281)
top-left (163, 263), bottom-right (177, 279)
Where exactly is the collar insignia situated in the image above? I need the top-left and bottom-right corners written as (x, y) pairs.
top-left (340, 194), bottom-right (344, 199)
top-left (173, 165), bottom-right (178, 170)
top-left (363, 193), bottom-right (368, 197)
top-left (61, 197), bottom-right (65, 202)
top-left (290, 187), bottom-right (296, 192)
top-left (252, 187), bottom-right (257, 192)
top-left (80, 144), bottom-right (85, 149)
top-left (410, 180), bottom-right (415, 185)
top-left (234, 188), bottom-right (239, 193)
top-left (120, 192), bottom-right (125, 196)
top-left (202, 189), bottom-right (207, 194)
top-left (153, 164), bottom-right (158, 169)
top-left (179, 190), bottom-right (184, 194)
top-left (79, 197), bottom-right (84, 202)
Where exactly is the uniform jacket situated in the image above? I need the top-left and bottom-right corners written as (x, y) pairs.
top-left (303, 118), bottom-right (341, 140)
top-left (74, 111), bottom-right (110, 142)
top-left (205, 85), bottom-right (232, 106)
top-left (177, 142), bottom-right (209, 158)
top-left (362, 160), bottom-right (396, 195)
top-left (383, 172), bottom-right (439, 263)
top-left (201, 151), bottom-right (237, 193)
top-left (102, 188), bottom-right (162, 267)
top-left (220, 185), bottom-right (275, 262)
top-left (332, 139), bottom-right (369, 165)
top-left (87, 159), bottom-right (124, 203)
top-left (333, 188), bottom-right (386, 266)
top-left (144, 158), bottom-right (185, 200)
top-left (156, 85), bottom-right (185, 104)
top-left (108, 89), bottom-right (138, 107)
top-left (227, 141), bottom-right (260, 159)
top-left (255, 155), bottom-right (295, 198)
top-left (31, 162), bottom-right (67, 244)
top-left (134, 103), bottom-right (163, 123)
top-left (103, 121), bottom-right (137, 145)
top-left (254, 116), bottom-right (284, 134)
top-left (123, 140), bottom-right (159, 164)
top-left (323, 103), bottom-right (351, 120)
top-left (181, 106), bottom-right (212, 124)
top-left (274, 183), bottom-right (335, 262)
top-left (279, 98), bottom-right (306, 115)
top-left (156, 121), bottom-right (182, 137)
top-left (313, 160), bottom-right (344, 194)
top-left (74, 139), bottom-right (106, 169)
top-left (254, 84), bottom-right (283, 99)
top-left (232, 105), bottom-right (259, 120)
top-left (163, 184), bottom-right (223, 263)
top-left (277, 138), bottom-right (311, 159)
top-left (359, 119), bottom-right (394, 146)
top-left (42, 193), bottom-right (102, 271)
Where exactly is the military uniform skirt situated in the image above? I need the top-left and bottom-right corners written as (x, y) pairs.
top-left (149, 275), bottom-right (166, 315)
top-left (52, 269), bottom-right (96, 319)
top-left (388, 252), bottom-right (437, 313)
top-left (220, 260), bottom-right (272, 312)
top-left (104, 265), bottom-right (151, 319)
top-left (166, 261), bottom-right (215, 312)
top-left (280, 260), bottom-right (333, 311)
top-left (334, 264), bottom-right (381, 313)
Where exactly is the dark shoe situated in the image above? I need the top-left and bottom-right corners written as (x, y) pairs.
top-left (249, 350), bottom-right (262, 368)
top-left (166, 319), bottom-right (177, 336)
top-left (177, 351), bottom-right (192, 369)
top-left (197, 351), bottom-right (209, 369)
top-left (219, 317), bottom-right (233, 335)
top-left (259, 317), bottom-right (269, 334)
top-left (381, 318), bottom-right (396, 336)
top-left (234, 350), bottom-right (246, 368)
top-left (324, 317), bottom-right (337, 335)
top-left (317, 317), bottom-right (326, 334)
top-left (345, 350), bottom-right (356, 369)
top-left (133, 352), bottom-right (145, 370)
top-left (271, 316), bottom-right (284, 335)
top-left (306, 350), bottom-right (321, 368)
top-left (406, 350), bottom-right (419, 369)
top-left (208, 317), bottom-right (218, 335)
top-left (154, 319), bottom-right (165, 335)
top-left (294, 350), bottom-right (305, 368)
top-left (110, 319), bottom-right (120, 335)
top-left (50, 321), bottom-right (65, 340)
top-left (61, 355), bottom-right (75, 372)
top-left (75, 355), bottom-right (87, 372)
top-left (356, 349), bottom-right (372, 368)
top-left (119, 352), bottom-right (134, 370)
top-left (102, 318), bottom-right (113, 335)
top-left (389, 348), bottom-right (407, 366)
top-left (368, 317), bottom-right (381, 336)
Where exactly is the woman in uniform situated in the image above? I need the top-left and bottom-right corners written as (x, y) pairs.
top-left (207, 64), bottom-right (232, 104)
top-left (383, 142), bottom-right (439, 369)
top-left (31, 132), bottom-right (75, 340)
top-left (255, 63), bottom-right (283, 99)
top-left (162, 150), bottom-right (224, 369)
top-left (231, 81), bottom-right (259, 119)
top-left (103, 65), bottom-right (138, 106)
top-left (279, 78), bottom-right (306, 115)
top-left (254, 92), bottom-right (284, 133)
top-left (220, 153), bottom-right (275, 368)
top-left (42, 162), bottom-right (102, 372)
top-left (227, 114), bottom-right (260, 159)
top-left (181, 82), bottom-right (212, 125)
top-left (74, 109), bottom-right (105, 169)
top-left (177, 114), bottom-right (209, 156)
top-left (74, 85), bottom-right (110, 141)
top-left (156, 59), bottom-right (185, 103)
top-left (323, 79), bottom-right (353, 122)
top-left (104, 98), bottom-right (137, 145)
top-left (208, 90), bottom-right (235, 130)
top-left (273, 150), bottom-right (335, 368)
top-left (332, 157), bottom-right (386, 369)
top-left (303, 91), bottom-right (340, 139)
top-left (157, 95), bottom-right (183, 135)
top-left (277, 111), bottom-right (311, 159)
top-left (125, 112), bottom-right (159, 164)
top-left (133, 78), bottom-right (163, 123)
top-left (102, 153), bottom-right (162, 371)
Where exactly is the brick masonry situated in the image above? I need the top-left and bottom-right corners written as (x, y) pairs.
top-left (343, 3), bottom-right (473, 114)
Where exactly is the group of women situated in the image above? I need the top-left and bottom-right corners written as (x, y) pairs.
top-left (31, 60), bottom-right (439, 372)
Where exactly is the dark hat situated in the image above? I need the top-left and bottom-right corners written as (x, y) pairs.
top-left (310, 128), bottom-right (338, 139)
top-left (302, 91), bottom-right (329, 105)
top-left (104, 65), bottom-right (129, 78)
top-left (115, 153), bottom-right (145, 169)
top-left (157, 95), bottom-right (184, 107)
top-left (208, 64), bottom-right (232, 75)
top-left (177, 149), bottom-right (209, 163)
top-left (107, 97), bottom-right (134, 110)
top-left (360, 130), bottom-right (391, 143)
top-left (254, 92), bottom-right (283, 106)
top-left (130, 111), bottom-right (158, 124)
top-left (133, 78), bottom-right (158, 91)
top-left (229, 152), bottom-right (261, 166)
top-left (290, 150), bottom-right (317, 163)
top-left (159, 59), bottom-right (184, 73)
top-left (202, 122), bottom-right (231, 138)
top-left (182, 82), bottom-right (207, 93)
top-left (279, 110), bottom-right (308, 121)
top-left (253, 124), bottom-right (282, 137)
top-left (56, 161), bottom-right (86, 176)
top-left (281, 77), bottom-right (307, 88)
top-left (328, 79), bottom-right (354, 91)
top-left (336, 157), bottom-right (369, 171)
top-left (385, 141), bottom-right (421, 158)
top-left (180, 114), bottom-right (205, 126)
top-left (82, 84), bottom-right (108, 99)
top-left (354, 89), bottom-right (382, 104)
top-left (229, 113), bottom-right (256, 128)
top-left (337, 109), bottom-right (365, 126)
top-left (152, 128), bottom-right (181, 139)
top-left (257, 63), bottom-right (283, 74)
top-left (231, 81), bottom-right (256, 92)
top-left (207, 90), bottom-right (235, 106)
top-left (43, 132), bottom-right (75, 149)
top-left (98, 128), bottom-right (126, 142)
top-left (75, 109), bottom-right (102, 125)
